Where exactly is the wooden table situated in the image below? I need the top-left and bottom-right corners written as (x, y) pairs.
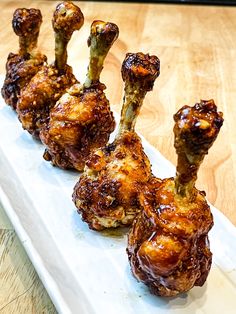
top-left (0, 0), bottom-right (235, 312)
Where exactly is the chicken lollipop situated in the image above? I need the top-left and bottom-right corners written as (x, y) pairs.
top-left (73, 52), bottom-right (160, 230)
top-left (40, 20), bottom-right (119, 170)
top-left (127, 99), bottom-right (223, 297)
top-left (1, 8), bottom-right (47, 110)
top-left (17, 2), bottom-right (84, 138)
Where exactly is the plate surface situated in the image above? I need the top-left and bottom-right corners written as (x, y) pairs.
top-left (0, 76), bottom-right (236, 314)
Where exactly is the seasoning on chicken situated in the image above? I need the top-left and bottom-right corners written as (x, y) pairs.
top-left (72, 52), bottom-right (160, 230)
top-left (1, 8), bottom-right (47, 110)
top-left (40, 20), bottom-right (119, 170)
top-left (127, 99), bottom-right (224, 297)
top-left (17, 2), bottom-right (84, 138)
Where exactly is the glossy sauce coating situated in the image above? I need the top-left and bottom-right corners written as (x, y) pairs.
top-left (40, 20), bottom-right (118, 170)
top-left (127, 100), bottom-right (223, 297)
top-left (17, 65), bottom-right (76, 137)
top-left (73, 131), bottom-right (152, 229)
top-left (41, 82), bottom-right (115, 170)
top-left (73, 52), bottom-right (160, 230)
top-left (16, 2), bottom-right (84, 138)
top-left (1, 8), bottom-right (46, 110)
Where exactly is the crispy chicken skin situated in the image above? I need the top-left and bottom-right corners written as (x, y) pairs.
top-left (1, 8), bottom-right (47, 110)
top-left (73, 52), bottom-right (160, 230)
top-left (17, 2), bottom-right (84, 138)
top-left (40, 20), bottom-right (118, 170)
top-left (127, 100), bottom-right (224, 297)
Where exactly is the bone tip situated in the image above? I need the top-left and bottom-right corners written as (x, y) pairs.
top-left (53, 1), bottom-right (84, 33)
top-left (89, 20), bottom-right (119, 45)
top-left (12, 8), bottom-right (42, 36)
top-left (121, 52), bottom-right (160, 91)
top-left (174, 99), bottom-right (224, 143)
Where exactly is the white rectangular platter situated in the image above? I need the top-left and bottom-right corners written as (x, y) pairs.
top-left (0, 76), bottom-right (236, 314)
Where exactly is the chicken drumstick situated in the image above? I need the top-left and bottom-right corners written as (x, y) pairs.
top-left (127, 99), bottom-right (223, 297)
top-left (1, 8), bottom-right (46, 110)
top-left (17, 2), bottom-right (84, 138)
top-left (73, 52), bottom-right (160, 230)
top-left (40, 20), bottom-right (118, 170)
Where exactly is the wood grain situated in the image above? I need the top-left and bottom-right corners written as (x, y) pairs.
top-left (0, 0), bottom-right (236, 312)
top-left (0, 206), bottom-right (56, 313)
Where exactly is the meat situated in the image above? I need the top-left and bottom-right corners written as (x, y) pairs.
top-left (1, 8), bottom-right (47, 110)
top-left (40, 20), bottom-right (119, 171)
top-left (127, 99), bottom-right (224, 296)
top-left (73, 52), bottom-right (160, 230)
top-left (17, 2), bottom-right (84, 138)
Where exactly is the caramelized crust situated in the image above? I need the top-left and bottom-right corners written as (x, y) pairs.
top-left (40, 83), bottom-right (115, 170)
top-left (1, 52), bottom-right (46, 110)
top-left (127, 178), bottom-right (213, 296)
top-left (1, 8), bottom-right (46, 110)
top-left (121, 52), bottom-right (160, 92)
top-left (127, 100), bottom-right (223, 297)
top-left (17, 64), bottom-right (76, 138)
top-left (40, 20), bottom-right (118, 170)
top-left (73, 131), bottom-right (151, 230)
top-left (73, 52), bottom-right (160, 230)
top-left (16, 2), bottom-right (84, 138)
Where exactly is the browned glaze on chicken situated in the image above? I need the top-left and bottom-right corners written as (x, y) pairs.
top-left (73, 52), bottom-right (160, 230)
top-left (127, 99), bottom-right (223, 297)
top-left (1, 8), bottom-right (47, 110)
top-left (40, 20), bottom-right (119, 170)
top-left (17, 2), bottom-right (84, 138)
